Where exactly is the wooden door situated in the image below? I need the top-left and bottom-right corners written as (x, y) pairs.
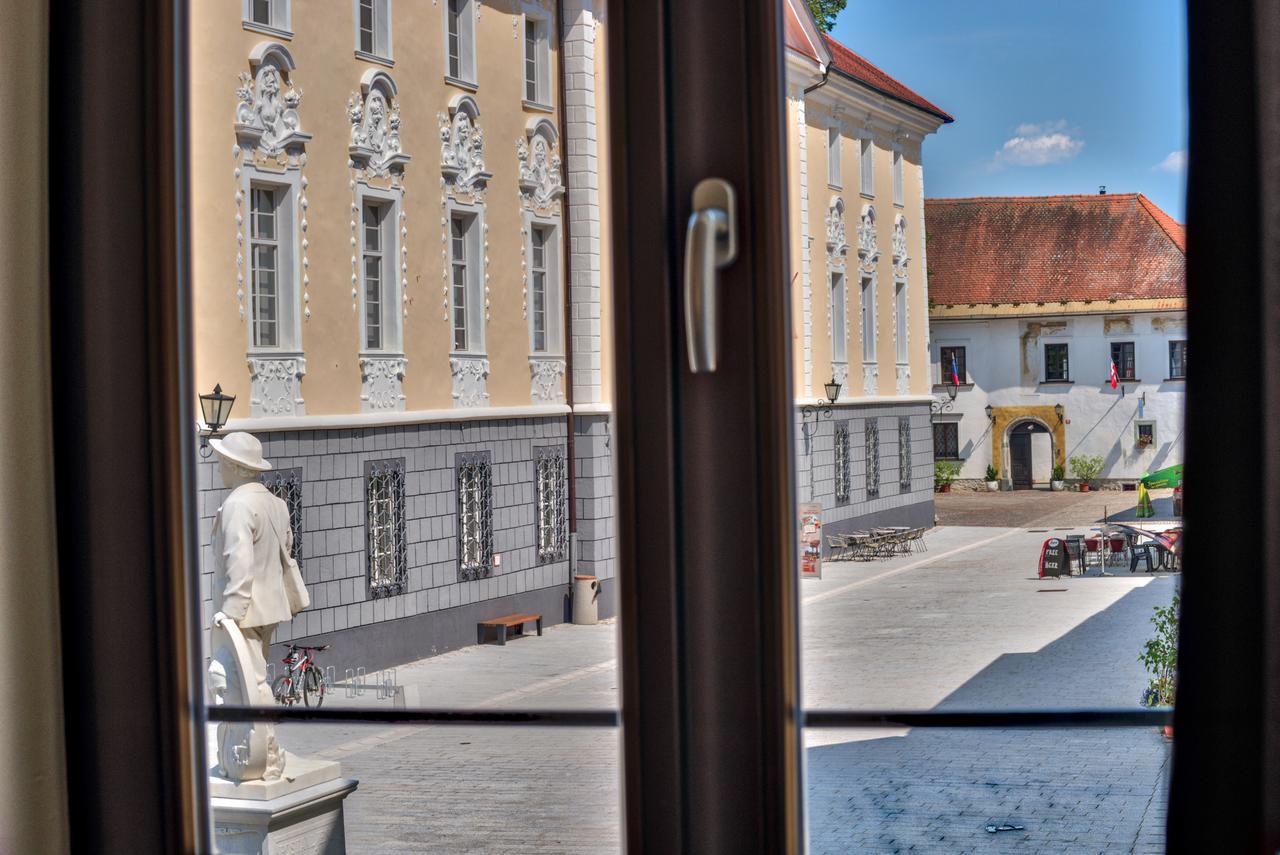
top-left (1010, 430), bottom-right (1032, 489)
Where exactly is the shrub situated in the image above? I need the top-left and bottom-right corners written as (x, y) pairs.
top-left (934, 460), bottom-right (962, 489)
top-left (1139, 592), bottom-right (1179, 707)
top-left (1051, 463), bottom-right (1065, 481)
top-left (1069, 454), bottom-right (1105, 485)
top-left (984, 464), bottom-right (998, 482)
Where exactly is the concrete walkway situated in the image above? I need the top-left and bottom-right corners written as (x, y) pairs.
top-left (258, 523), bottom-right (1175, 853)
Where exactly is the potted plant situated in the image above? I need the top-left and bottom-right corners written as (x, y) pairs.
top-left (984, 464), bottom-right (1000, 492)
top-left (1051, 463), bottom-right (1065, 492)
top-left (934, 460), bottom-right (962, 493)
top-left (1139, 592), bottom-right (1179, 739)
top-left (1069, 454), bottom-right (1104, 492)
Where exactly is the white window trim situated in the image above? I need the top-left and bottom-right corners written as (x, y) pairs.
top-left (242, 0), bottom-right (293, 39)
top-left (357, 186), bottom-right (403, 357)
top-left (447, 199), bottom-right (486, 356)
top-left (829, 269), bottom-right (847, 364)
top-left (443, 0), bottom-right (478, 89)
top-left (242, 166), bottom-right (302, 355)
top-left (525, 213), bottom-right (563, 356)
top-left (894, 278), bottom-right (908, 365)
top-left (1044, 341), bottom-right (1072, 382)
top-left (521, 4), bottom-right (553, 110)
top-left (859, 137), bottom-right (875, 199)
top-left (353, 0), bottom-right (394, 65)
top-left (892, 146), bottom-right (904, 207)
top-left (827, 125), bottom-right (842, 190)
top-left (860, 273), bottom-right (877, 364)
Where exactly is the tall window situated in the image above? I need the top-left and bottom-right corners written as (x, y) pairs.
top-left (933, 422), bottom-right (960, 460)
top-left (894, 280), bottom-right (908, 363)
top-left (898, 417), bottom-right (912, 489)
top-left (535, 446), bottom-right (567, 563)
top-left (834, 421), bottom-right (851, 505)
top-left (366, 458), bottom-right (407, 598)
top-left (860, 276), bottom-right (876, 362)
top-left (446, 0), bottom-right (476, 84)
top-left (363, 202), bottom-right (388, 350)
top-left (524, 16), bottom-right (550, 104)
top-left (245, 0), bottom-right (289, 31)
top-left (939, 345), bottom-right (967, 385)
top-left (1169, 340), bottom-right (1187, 378)
top-left (357, 0), bottom-right (392, 59)
top-left (892, 149), bottom-right (904, 206)
top-left (860, 138), bottom-right (874, 195)
top-left (450, 214), bottom-right (478, 352)
top-left (249, 186), bottom-right (280, 348)
top-left (531, 225), bottom-right (550, 352)
top-left (865, 419), bottom-right (880, 499)
top-left (1110, 341), bottom-right (1136, 381)
top-left (1045, 342), bottom-right (1070, 381)
top-left (830, 271), bottom-right (846, 362)
top-left (827, 126), bottom-right (842, 188)
top-left (457, 452), bottom-right (493, 581)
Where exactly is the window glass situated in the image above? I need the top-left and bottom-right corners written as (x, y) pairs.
top-left (1169, 340), bottom-right (1187, 378)
top-left (451, 215), bottom-right (469, 352)
top-left (531, 225), bottom-right (549, 352)
top-left (860, 276), bottom-right (875, 362)
top-left (932, 422), bottom-right (959, 459)
top-left (892, 148), bottom-right (903, 206)
top-left (894, 280), bottom-right (907, 363)
top-left (828, 126), bottom-right (841, 187)
top-left (446, 0), bottom-right (473, 83)
top-left (860, 138), bottom-right (874, 194)
top-left (830, 271), bottom-right (846, 363)
top-left (1111, 341), bottom-right (1136, 380)
top-left (359, 0), bottom-right (376, 54)
top-left (939, 345), bottom-right (966, 384)
top-left (251, 0), bottom-right (273, 27)
top-left (865, 419), bottom-right (880, 498)
top-left (362, 202), bottom-right (385, 350)
top-left (1045, 342), bottom-right (1070, 381)
top-left (834, 420), bottom-right (851, 505)
top-left (249, 187), bottom-right (279, 349)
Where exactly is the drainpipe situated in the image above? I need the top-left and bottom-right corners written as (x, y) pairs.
top-left (803, 59), bottom-right (831, 96)
top-left (555, 0), bottom-right (579, 595)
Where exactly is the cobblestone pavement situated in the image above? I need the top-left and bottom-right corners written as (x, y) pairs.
top-left (935, 487), bottom-right (1177, 528)
top-left (259, 524), bottom-right (1175, 853)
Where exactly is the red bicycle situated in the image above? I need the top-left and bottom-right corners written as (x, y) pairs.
top-left (271, 643), bottom-right (329, 707)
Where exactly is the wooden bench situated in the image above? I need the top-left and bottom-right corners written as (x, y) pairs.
top-left (477, 613), bottom-right (543, 646)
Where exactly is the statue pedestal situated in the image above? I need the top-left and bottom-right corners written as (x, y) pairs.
top-left (210, 754), bottom-right (357, 854)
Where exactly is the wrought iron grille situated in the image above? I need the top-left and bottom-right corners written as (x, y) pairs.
top-left (899, 416), bottom-right (912, 489)
top-left (535, 446), bottom-right (568, 564)
top-left (933, 422), bottom-right (960, 460)
top-left (261, 466), bottom-right (303, 565)
top-left (865, 419), bottom-right (880, 499)
top-left (456, 451), bottom-right (493, 581)
top-left (833, 421), bottom-right (851, 505)
top-left (365, 458), bottom-right (407, 598)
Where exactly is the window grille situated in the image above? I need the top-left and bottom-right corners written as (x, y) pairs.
top-left (365, 458), bottom-right (406, 598)
top-left (456, 451), bottom-right (493, 581)
top-left (899, 416), bottom-right (912, 489)
top-left (535, 446), bottom-right (567, 563)
top-left (866, 419), bottom-right (880, 499)
top-left (834, 421), bottom-right (851, 505)
top-left (933, 422), bottom-right (959, 460)
top-left (261, 467), bottom-right (303, 565)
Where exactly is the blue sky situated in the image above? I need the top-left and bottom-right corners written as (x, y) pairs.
top-left (827, 0), bottom-right (1188, 220)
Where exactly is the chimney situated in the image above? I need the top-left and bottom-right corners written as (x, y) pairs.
top-left (1098, 185), bottom-right (1107, 195)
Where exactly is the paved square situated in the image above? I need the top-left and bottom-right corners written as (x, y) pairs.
top-left (259, 523), bottom-right (1176, 853)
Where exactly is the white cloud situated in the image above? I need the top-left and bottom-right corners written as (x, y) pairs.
top-left (992, 120), bottom-right (1084, 168)
top-left (1153, 149), bottom-right (1187, 173)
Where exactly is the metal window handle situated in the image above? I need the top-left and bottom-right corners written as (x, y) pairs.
top-left (684, 178), bottom-right (738, 373)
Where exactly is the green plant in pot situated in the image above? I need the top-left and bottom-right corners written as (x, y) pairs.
top-left (1139, 592), bottom-right (1178, 741)
top-left (1069, 454), bottom-right (1104, 491)
top-left (934, 460), bottom-right (962, 493)
top-left (1051, 463), bottom-right (1066, 491)
top-left (984, 464), bottom-right (999, 491)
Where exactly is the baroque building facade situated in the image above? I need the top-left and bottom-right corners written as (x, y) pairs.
top-left (783, 0), bottom-right (953, 542)
top-left (192, 0), bottom-right (614, 672)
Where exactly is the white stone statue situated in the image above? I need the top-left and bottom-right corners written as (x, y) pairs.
top-left (207, 431), bottom-right (310, 782)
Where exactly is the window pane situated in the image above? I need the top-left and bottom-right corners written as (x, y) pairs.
top-left (830, 273), bottom-right (846, 362)
top-left (526, 20), bottom-right (538, 101)
top-left (251, 0), bottom-right (272, 26)
top-left (359, 0), bottom-right (374, 53)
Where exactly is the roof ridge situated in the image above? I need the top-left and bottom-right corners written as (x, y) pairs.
top-left (927, 193), bottom-right (1141, 203)
top-left (820, 33), bottom-right (954, 123)
top-left (1136, 194), bottom-right (1187, 254)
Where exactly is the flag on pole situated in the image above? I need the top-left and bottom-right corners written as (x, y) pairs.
top-left (1109, 359), bottom-right (1119, 390)
top-left (950, 352), bottom-right (961, 386)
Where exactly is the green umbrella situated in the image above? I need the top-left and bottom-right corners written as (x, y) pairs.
top-left (1141, 463), bottom-right (1183, 489)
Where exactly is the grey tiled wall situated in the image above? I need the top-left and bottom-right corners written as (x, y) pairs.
top-left (573, 413), bottom-right (615, 583)
top-left (795, 402), bottom-right (935, 542)
top-left (197, 417), bottom-right (596, 655)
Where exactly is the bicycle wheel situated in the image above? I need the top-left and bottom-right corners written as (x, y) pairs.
top-left (272, 674), bottom-right (295, 706)
top-left (302, 666), bottom-right (325, 708)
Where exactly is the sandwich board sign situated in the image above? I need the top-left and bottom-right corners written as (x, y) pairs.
top-left (799, 502), bottom-right (823, 580)
top-left (1039, 537), bottom-right (1067, 578)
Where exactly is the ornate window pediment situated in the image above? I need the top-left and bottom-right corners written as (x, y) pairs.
top-left (517, 119), bottom-right (565, 213)
top-left (825, 196), bottom-right (848, 263)
top-left (348, 70), bottom-right (410, 178)
top-left (858, 204), bottom-right (879, 274)
top-left (438, 94), bottom-right (491, 197)
top-left (234, 42), bottom-right (311, 159)
top-left (892, 213), bottom-right (909, 277)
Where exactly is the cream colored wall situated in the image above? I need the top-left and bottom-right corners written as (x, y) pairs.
top-left (796, 102), bottom-right (930, 399)
top-left (785, 91), bottom-right (807, 396)
top-left (594, 12), bottom-right (615, 407)
top-left (192, 0), bottom-right (568, 416)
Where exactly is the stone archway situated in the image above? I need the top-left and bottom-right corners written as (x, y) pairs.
top-left (990, 406), bottom-right (1067, 487)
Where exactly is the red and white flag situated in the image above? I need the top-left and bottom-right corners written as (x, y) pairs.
top-left (1109, 360), bottom-right (1119, 390)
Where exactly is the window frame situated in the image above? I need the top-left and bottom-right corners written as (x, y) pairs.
top-left (893, 278), bottom-right (908, 365)
top-left (242, 0), bottom-right (292, 38)
top-left (865, 418), bottom-right (881, 499)
top-left (1110, 340), bottom-right (1137, 381)
top-left (892, 147), bottom-right (904, 207)
top-left (526, 216), bottom-right (563, 355)
top-left (444, 0), bottom-right (477, 88)
top-left (938, 344), bottom-right (967, 385)
top-left (833, 420), bottom-right (851, 505)
top-left (1044, 342), bottom-right (1071, 382)
top-left (932, 421), bottom-right (960, 461)
top-left (829, 269), bottom-right (847, 364)
top-left (860, 274), bottom-right (876, 363)
top-left (244, 173), bottom-right (301, 353)
top-left (456, 451), bottom-right (494, 581)
top-left (826, 125), bottom-right (842, 189)
top-left (534, 445), bottom-right (568, 564)
top-left (859, 137), bottom-right (874, 197)
top-left (354, 0), bottom-right (394, 64)
top-left (365, 457), bottom-right (407, 598)
top-left (1168, 339), bottom-right (1187, 379)
top-left (448, 203), bottom-right (485, 355)
top-left (358, 189), bottom-right (402, 355)
top-left (522, 7), bottom-right (553, 108)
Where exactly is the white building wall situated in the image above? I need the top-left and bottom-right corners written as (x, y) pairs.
top-left (930, 312), bottom-right (1186, 483)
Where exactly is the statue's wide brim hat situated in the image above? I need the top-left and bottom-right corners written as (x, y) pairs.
top-left (209, 431), bottom-right (273, 472)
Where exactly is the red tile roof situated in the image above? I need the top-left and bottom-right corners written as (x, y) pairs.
top-left (924, 194), bottom-right (1185, 305)
top-left (822, 35), bottom-right (954, 123)
top-left (783, 0), bottom-right (827, 65)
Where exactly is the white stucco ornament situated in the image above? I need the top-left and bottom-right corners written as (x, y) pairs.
top-left (892, 214), bottom-right (910, 277)
top-left (517, 123), bottom-right (565, 211)
top-left (348, 72), bottom-right (411, 178)
top-left (826, 196), bottom-right (849, 263)
top-left (439, 96), bottom-right (492, 196)
top-left (235, 54), bottom-right (308, 158)
top-left (858, 204), bottom-right (879, 274)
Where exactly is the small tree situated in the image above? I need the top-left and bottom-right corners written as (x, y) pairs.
top-left (1139, 592), bottom-right (1179, 706)
top-left (984, 464), bottom-right (998, 482)
top-left (1069, 454), bottom-right (1105, 486)
top-left (934, 460), bottom-right (962, 490)
top-left (806, 0), bottom-right (848, 32)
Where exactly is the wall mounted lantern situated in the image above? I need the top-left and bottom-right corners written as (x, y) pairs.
top-left (984, 404), bottom-right (994, 422)
top-left (932, 380), bottom-right (959, 416)
top-left (1054, 403), bottom-right (1065, 424)
top-left (803, 377), bottom-right (842, 425)
top-left (198, 383), bottom-right (236, 458)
